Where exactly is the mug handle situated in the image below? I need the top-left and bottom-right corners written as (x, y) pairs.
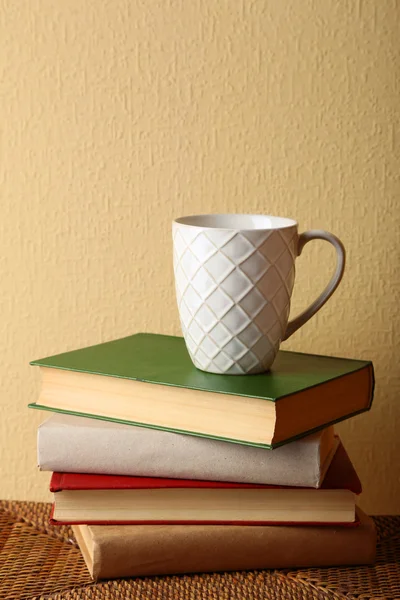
top-left (283, 230), bottom-right (346, 341)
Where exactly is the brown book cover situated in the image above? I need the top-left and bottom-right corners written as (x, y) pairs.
top-left (72, 507), bottom-right (376, 580)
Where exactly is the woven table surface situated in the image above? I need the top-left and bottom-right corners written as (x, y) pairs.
top-left (0, 501), bottom-right (399, 600)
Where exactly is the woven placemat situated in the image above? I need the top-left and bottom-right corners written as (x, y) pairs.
top-left (0, 501), bottom-right (399, 600)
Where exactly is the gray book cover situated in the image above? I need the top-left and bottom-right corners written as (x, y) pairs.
top-left (38, 414), bottom-right (338, 488)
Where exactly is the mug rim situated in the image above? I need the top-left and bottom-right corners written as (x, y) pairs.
top-left (173, 213), bottom-right (298, 231)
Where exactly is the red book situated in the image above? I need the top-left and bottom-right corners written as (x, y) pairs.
top-left (50, 442), bottom-right (361, 526)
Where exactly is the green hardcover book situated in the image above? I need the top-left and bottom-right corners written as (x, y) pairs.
top-left (29, 333), bottom-right (374, 449)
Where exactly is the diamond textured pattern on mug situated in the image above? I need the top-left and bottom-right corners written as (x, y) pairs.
top-left (181, 285), bottom-right (203, 316)
top-left (239, 251), bottom-right (270, 282)
top-left (204, 253), bottom-right (236, 282)
top-left (221, 235), bottom-right (255, 263)
top-left (220, 269), bottom-right (254, 301)
top-left (206, 287), bottom-right (235, 319)
top-left (208, 321), bottom-right (232, 346)
top-left (191, 267), bottom-right (218, 299)
top-left (179, 248), bottom-right (202, 280)
top-left (173, 225), bottom-right (297, 374)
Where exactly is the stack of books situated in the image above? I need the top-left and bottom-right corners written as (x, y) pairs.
top-left (30, 333), bottom-right (376, 580)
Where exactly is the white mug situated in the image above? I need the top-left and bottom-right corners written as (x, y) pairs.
top-left (173, 214), bottom-right (345, 375)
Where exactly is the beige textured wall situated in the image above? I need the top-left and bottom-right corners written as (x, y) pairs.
top-left (1, 0), bottom-right (399, 513)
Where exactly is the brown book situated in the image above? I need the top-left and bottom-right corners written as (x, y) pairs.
top-left (73, 508), bottom-right (376, 580)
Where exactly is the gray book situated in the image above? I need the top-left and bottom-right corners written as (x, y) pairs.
top-left (38, 414), bottom-right (338, 488)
